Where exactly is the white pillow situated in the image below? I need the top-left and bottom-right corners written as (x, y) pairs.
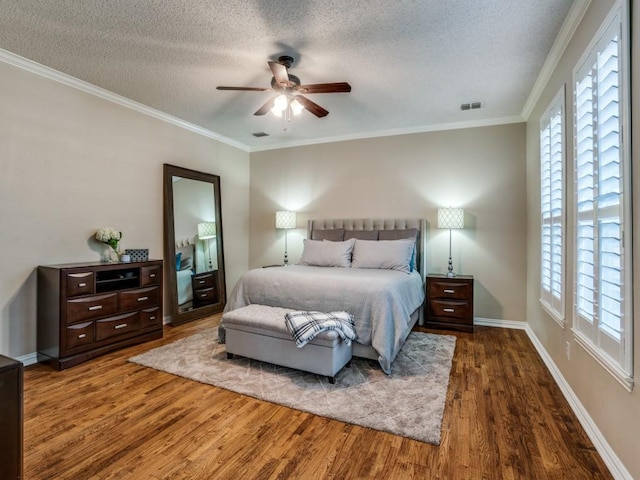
top-left (351, 239), bottom-right (415, 273)
top-left (298, 238), bottom-right (355, 268)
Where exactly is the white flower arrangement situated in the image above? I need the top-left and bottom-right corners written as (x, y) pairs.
top-left (95, 227), bottom-right (122, 251)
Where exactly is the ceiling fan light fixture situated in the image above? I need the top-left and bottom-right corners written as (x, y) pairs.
top-left (290, 98), bottom-right (304, 115)
top-left (218, 55), bottom-right (350, 120)
top-left (273, 94), bottom-right (288, 111)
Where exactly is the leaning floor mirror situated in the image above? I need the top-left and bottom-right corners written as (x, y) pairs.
top-left (163, 164), bottom-right (226, 325)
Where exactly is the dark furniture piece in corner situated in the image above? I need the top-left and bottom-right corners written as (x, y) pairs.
top-left (425, 274), bottom-right (474, 333)
top-left (191, 270), bottom-right (219, 308)
top-left (0, 355), bottom-right (23, 480)
top-left (37, 260), bottom-right (163, 370)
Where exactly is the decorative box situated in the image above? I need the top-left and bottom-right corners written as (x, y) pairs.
top-left (125, 249), bottom-right (149, 262)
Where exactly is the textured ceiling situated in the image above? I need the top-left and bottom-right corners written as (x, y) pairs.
top-left (0, 0), bottom-right (575, 151)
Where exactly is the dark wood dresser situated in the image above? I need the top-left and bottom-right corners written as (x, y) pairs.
top-left (191, 270), bottom-right (219, 308)
top-left (0, 355), bottom-right (23, 480)
top-left (425, 274), bottom-right (474, 333)
top-left (37, 260), bottom-right (163, 370)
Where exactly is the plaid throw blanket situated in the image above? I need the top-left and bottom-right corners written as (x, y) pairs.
top-left (284, 311), bottom-right (356, 348)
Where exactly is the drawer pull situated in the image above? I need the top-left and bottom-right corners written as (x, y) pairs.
top-left (150, 274), bottom-right (156, 278)
top-left (114, 323), bottom-right (128, 330)
top-left (443, 289), bottom-right (455, 294)
top-left (88, 305), bottom-right (103, 311)
top-left (443, 308), bottom-right (455, 313)
top-left (201, 294), bottom-right (208, 297)
top-left (149, 316), bottom-right (156, 320)
top-left (198, 280), bottom-right (205, 284)
top-left (78, 333), bottom-right (86, 339)
top-left (137, 296), bottom-right (149, 302)
top-left (78, 282), bottom-right (87, 287)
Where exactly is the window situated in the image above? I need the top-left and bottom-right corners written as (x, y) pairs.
top-left (572, 3), bottom-right (632, 390)
top-left (540, 88), bottom-right (565, 325)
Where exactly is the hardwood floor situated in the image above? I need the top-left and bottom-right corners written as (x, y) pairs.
top-left (23, 316), bottom-right (612, 479)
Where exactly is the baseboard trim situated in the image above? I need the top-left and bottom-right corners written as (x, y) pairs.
top-left (474, 317), bottom-right (527, 329)
top-left (15, 316), bottom-right (632, 477)
top-left (522, 324), bottom-right (632, 480)
top-left (474, 317), bottom-right (630, 478)
top-left (15, 352), bottom-right (38, 367)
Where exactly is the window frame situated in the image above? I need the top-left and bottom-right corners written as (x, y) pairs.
top-left (571, 0), bottom-right (633, 391)
top-left (539, 87), bottom-right (566, 326)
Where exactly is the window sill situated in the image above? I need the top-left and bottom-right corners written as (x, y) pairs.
top-left (539, 298), bottom-right (565, 328)
top-left (571, 328), bottom-right (634, 392)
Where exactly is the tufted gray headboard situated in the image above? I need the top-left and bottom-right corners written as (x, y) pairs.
top-left (307, 218), bottom-right (426, 280)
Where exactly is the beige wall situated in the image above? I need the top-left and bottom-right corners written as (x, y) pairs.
top-left (249, 124), bottom-right (528, 322)
top-left (525, 0), bottom-right (639, 477)
top-left (0, 60), bottom-right (250, 358)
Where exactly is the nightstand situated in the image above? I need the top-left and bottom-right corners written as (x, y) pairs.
top-left (425, 274), bottom-right (474, 333)
top-left (192, 270), bottom-right (218, 308)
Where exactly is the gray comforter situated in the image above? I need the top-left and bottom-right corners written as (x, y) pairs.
top-left (221, 265), bottom-right (425, 374)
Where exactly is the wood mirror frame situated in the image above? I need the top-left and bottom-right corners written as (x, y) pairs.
top-left (163, 164), bottom-right (226, 325)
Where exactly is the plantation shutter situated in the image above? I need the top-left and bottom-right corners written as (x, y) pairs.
top-left (573, 10), bottom-right (630, 378)
top-left (540, 90), bottom-right (564, 322)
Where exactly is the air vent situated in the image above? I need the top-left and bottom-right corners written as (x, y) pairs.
top-left (460, 101), bottom-right (482, 111)
top-left (252, 131), bottom-right (269, 137)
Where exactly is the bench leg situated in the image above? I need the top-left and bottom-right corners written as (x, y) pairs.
top-left (227, 352), bottom-right (234, 359)
top-left (328, 376), bottom-right (335, 384)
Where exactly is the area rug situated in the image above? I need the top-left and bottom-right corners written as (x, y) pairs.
top-left (129, 329), bottom-right (456, 445)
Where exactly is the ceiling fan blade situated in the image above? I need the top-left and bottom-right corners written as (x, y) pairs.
top-left (254, 97), bottom-right (276, 116)
top-left (216, 86), bottom-right (271, 91)
top-left (297, 82), bottom-right (352, 94)
top-left (268, 61), bottom-right (290, 88)
top-left (295, 95), bottom-right (329, 117)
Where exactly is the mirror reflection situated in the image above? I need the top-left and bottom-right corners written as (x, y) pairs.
top-left (164, 164), bottom-right (226, 325)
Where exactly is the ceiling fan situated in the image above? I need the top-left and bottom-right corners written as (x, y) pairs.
top-left (216, 55), bottom-right (351, 118)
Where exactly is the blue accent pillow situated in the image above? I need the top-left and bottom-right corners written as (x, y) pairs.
top-left (175, 252), bottom-right (182, 271)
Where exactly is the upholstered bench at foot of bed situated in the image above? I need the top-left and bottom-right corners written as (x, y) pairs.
top-left (222, 304), bottom-right (352, 384)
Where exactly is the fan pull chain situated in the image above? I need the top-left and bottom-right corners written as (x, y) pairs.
top-left (282, 105), bottom-right (293, 132)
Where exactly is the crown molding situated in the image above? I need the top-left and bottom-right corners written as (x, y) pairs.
top-left (521, 0), bottom-right (592, 120)
top-left (0, 48), bottom-right (251, 152)
top-left (0, 45), bottom-right (531, 154)
top-left (249, 115), bottom-right (524, 152)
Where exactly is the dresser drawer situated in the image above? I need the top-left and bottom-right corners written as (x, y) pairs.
top-left (140, 306), bottom-right (161, 329)
top-left (66, 293), bottom-right (118, 324)
top-left (429, 299), bottom-right (471, 322)
top-left (65, 321), bottom-right (94, 350)
top-left (65, 272), bottom-right (94, 297)
top-left (428, 280), bottom-right (471, 301)
top-left (141, 266), bottom-right (161, 286)
top-left (192, 272), bottom-right (216, 289)
top-left (96, 312), bottom-right (140, 341)
top-left (38, 261), bottom-right (164, 370)
top-left (119, 286), bottom-right (160, 312)
top-left (194, 287), bottom-right (216, 302)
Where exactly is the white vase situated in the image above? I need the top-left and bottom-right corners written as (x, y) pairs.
top-left (104, 245), bottom-right (120, 263)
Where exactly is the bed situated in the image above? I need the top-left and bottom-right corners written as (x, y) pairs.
top-left (221, 218), bottom-right (426, 374)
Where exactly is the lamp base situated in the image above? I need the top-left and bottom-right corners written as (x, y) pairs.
top-left (446, 254), bottom-right (456, 277)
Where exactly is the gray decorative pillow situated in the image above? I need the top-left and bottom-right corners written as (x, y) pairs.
top-left (311, 228), bottom-right (345, 241)
top-left (378, 228), bottom-right (418, 241)
top-left (344, 230), bottom-right (379, 241)
top-left (379, 229), bottom-right (418, 271)
top-left (351, 239), bottom-right (415, 274)
top-left (298, 238), bottom-right (355, 267)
